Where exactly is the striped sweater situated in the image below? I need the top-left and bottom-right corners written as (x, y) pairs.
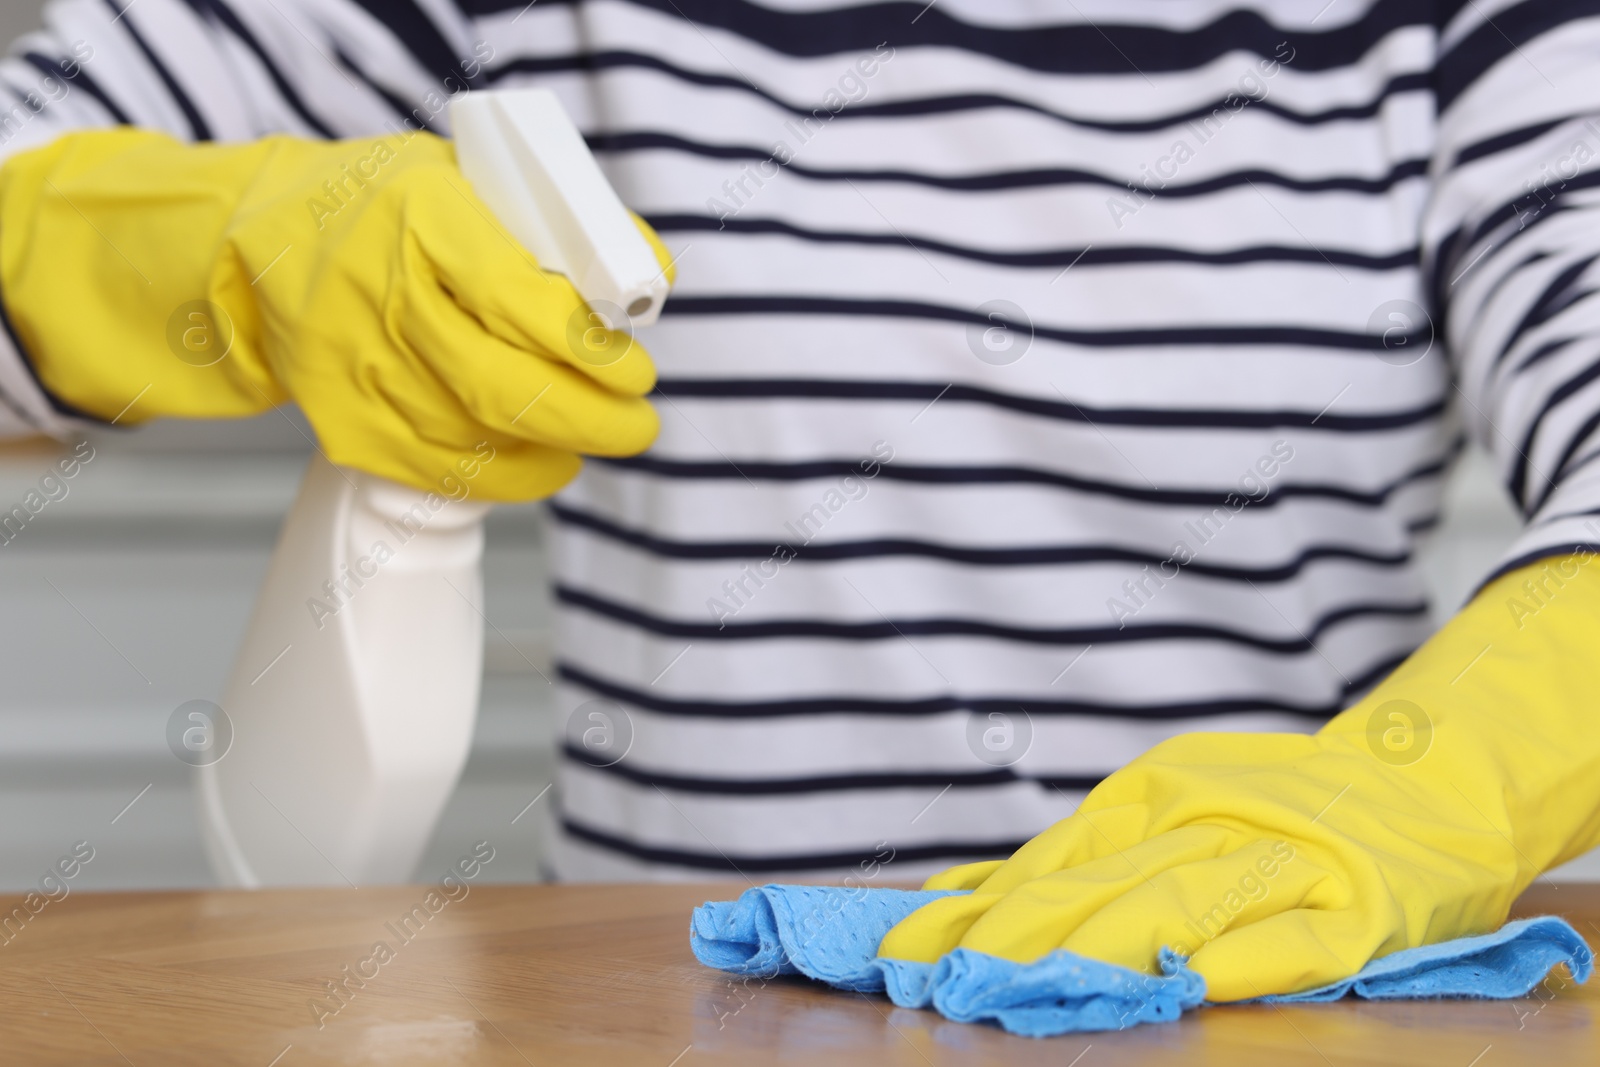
top-left (4, 0), bottom-right (1600, 880)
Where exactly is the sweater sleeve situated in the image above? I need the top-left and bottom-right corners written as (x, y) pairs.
top-left (1423, 3), bottom-right (1600, 579)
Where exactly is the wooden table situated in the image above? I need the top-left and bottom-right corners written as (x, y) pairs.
top-left (0, 881), bottom-right (1593, 1065)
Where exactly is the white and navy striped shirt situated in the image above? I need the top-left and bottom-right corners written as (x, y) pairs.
top-left (4, 0), bottom-right (1600, 881)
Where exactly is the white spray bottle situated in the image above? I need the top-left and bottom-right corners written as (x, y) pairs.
top-left (197, 89), bottom-right (668, 886)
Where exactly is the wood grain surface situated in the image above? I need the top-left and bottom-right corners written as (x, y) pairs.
top-left (0, 880), bottom-right (1592, 1065)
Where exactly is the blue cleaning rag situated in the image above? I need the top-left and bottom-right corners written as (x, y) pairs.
top-left (689, 885), bottom-right (1594, 1038)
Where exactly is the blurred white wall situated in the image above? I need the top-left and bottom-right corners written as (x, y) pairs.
top-left (0, 1), bottom-right (40, 47)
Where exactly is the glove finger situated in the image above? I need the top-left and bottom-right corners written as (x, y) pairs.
top-left (882, 824), bottom-right (1234, 965)
top-left (410, 169), bottom-right (658, 396)
top-left (400, 274), bottom-right (660, 457)
top-left (1055, 838), bottom-right (1328, 976)
top-left (969, 799), bottom-right (1161, 896)
top-left (955, 824), bottom-right (1243, 964)
top-left (453, 438), bottom-right (587, 502)
top-left (319, 420), bottom-right (583, 503)
top-left (922, 859), bottom-right (1004, 891)
top-left (972, 730), bottom-right (1330, 899)
top-left (1189, 907), bottom-right (1385, 1002)
top-left (875, 892), bottom-right (1004, 963)
top-left (875, 860), bottom-right (1005, 965)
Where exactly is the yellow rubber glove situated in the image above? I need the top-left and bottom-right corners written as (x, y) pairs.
top-left (0, 127), bottom-right (673, 500)
top-left (881, 552), bottom-right (1600, 1002)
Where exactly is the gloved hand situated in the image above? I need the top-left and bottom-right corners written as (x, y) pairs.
top-left (881, 554), bottom-right (1600, 1001)
top-left (0, 127), bottom-right (672, 500)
